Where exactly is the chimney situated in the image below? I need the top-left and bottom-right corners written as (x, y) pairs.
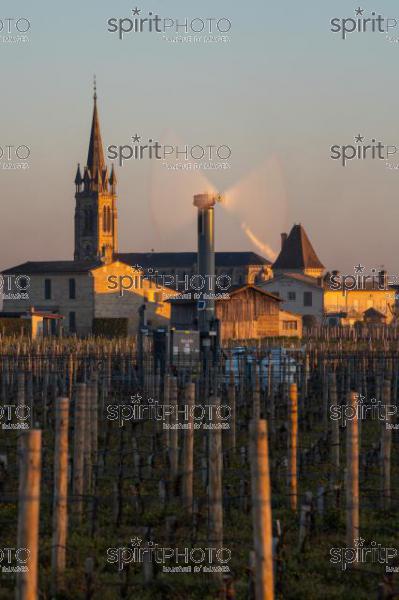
top-left (378, 269), bottom-right (387, 289)
top-left (281, 232), bottom-right (287, 250)
top-left (193, 193), bottom-right (216, 334)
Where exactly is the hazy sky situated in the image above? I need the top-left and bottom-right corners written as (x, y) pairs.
top-left (1, 0), bottom-right (399, 274)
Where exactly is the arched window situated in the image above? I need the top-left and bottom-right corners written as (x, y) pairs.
top-left (83, 208), bottom-right (94, 234)
top-left (107, 207), bottom-right (112, 233)
top-left (103, 206), bottom-right (107, 233)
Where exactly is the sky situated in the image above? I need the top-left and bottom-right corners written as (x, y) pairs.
top-left (1, 0), bottom-right (399, 274)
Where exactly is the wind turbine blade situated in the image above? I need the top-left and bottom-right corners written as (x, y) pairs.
top-left (220, 156), bottom-right (288, 259)
top-left (240, 222), bottom-right (277, 262)
top-left (148, 129), bottom-right (216, 249)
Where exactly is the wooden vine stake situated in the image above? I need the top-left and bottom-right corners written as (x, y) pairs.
top-left (227, 370), bottom-right (236, 452)
top-left (250, 419), bottom-right (274, 600)
top-left (381, 378), bottom-right (392, 510)
top-left (182, 382), bottom-right (195, 515)
top-left (16, 430), bottom-right (42, 600)
top-left (208, 395), bottom-right (223, 582)
top-left (169, 376), bottom-right (179, 491)
top-left (51, 397), bottom-right (69, 595)
top-left (73, 383), bottom-right (86, 522)
top-left (346, 391), bottom-right (359, 555)
top-left (288, 383), bottom-right (298, 511)
top-left (329, 373), bottom-right (340, 480)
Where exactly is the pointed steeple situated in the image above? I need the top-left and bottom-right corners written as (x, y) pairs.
top-left (74, 163), bottom-right (83, 188)
top-left (102, 166), bottom-right (108, 191)
top-left (109, 163), bottom-right (117, 190)
top-left (87, 76), bottom-right (105, 179)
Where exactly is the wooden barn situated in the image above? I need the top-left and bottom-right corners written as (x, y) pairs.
top-left (169, 284), bottom-right (302, 340)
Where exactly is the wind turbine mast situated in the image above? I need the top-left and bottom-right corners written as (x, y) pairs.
top-left (193, 193), bottom-right (222, 350)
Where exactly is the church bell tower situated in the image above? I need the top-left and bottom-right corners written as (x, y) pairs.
top-left (74, 82), bottom-right (118, 263)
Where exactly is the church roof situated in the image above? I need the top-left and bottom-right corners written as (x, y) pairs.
top-left (2, 252), bottom-right (270, 276)
top-left (2, 260), bottom-right (102, 275)
top-left (117, 251), bottom-right (271, 269)
top-left (273, 224), bottom-right (324, 271)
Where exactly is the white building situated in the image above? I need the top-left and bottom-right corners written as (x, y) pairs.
top-left (259, 273), bottom-right (324, 324)
top-left (258, 223), bottom-right (325, 324)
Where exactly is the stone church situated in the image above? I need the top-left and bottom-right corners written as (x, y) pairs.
top-left (1, 91), bottom-right (272, 335)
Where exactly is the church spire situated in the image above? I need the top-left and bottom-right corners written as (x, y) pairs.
top-left (74, 82), bottom-right (118, 263)
top-left (86, 76), bottom-right (105, 179)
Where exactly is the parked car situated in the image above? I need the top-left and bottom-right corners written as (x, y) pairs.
top-left (224, 346), bottom-right (303, 391)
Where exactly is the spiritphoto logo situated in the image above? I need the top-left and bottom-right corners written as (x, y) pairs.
top-left (0, 145), bottom-right (30, 170)
top-left (329, 135), bottom-right (399, 168)
top-left (106, 394), bottom-right (231, 429)
top-left (107, 536), bottom-right (231, 573)
top-left (107, 135), bottom-right (231, 170)
top-left (330, 538), bottom-right (397, 571)
top-left (330, 393), bottom-right (397, 426)
top-left (0, 274), bottom-right (30, 301)
top-left (0, 547), bottom-right (30, 573)
top-left (330, 7), bottom-right (399, 43)
top-left (0, 17), bottom-right (30, 43)
top-left (328, 264), bottom-right (398, 293)
top-left (107, 8), bottom-right (231, 44)
top-left (0, 405), bottom-right (31, 430)
top-left (107, 266), bottom-right (232, 297)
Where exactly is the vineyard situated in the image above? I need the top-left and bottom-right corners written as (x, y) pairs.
top-left (0, 335), bottom-right (398, 599)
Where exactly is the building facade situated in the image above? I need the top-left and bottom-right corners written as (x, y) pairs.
top-left (273, 225), bottom-right (324, 279)
top-left (170, 285), bottom-right (302, 340)
top-left (258, 224), bottom-right (324, 324)
top-left (259, 273), bottom-right (324, 324)
top-left (323, 284), bottom-right (394, 325)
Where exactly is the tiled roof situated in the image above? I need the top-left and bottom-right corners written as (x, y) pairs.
top-left (273, 224), bottom-right (324, 270)
top-left (262, 272), bottom-right (322, 288)
top-left (2, 260), bottom-right (101, 275)
top-left (117, 251), bottom-right (271, 268)
top-left (2, 252), bottom-right (270, 276)
top-left (168, 284), bottom-right (281, 303)
top-left (363, 307), bottom-right (385, 317)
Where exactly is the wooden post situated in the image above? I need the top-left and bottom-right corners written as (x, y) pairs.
top-left (17, 372), bottom-right (26, 460)
top-left (346, 391), bottom-right (359, 551)
top-left (163, 374), bottom-right (170, 456)
top-left (208, 395), bottom-right (223, 578)
top-left (84, 380), bottom-right (92, 494)
top-left (381, 379), bottom-right (392, 510)
top-left (73, 383), bottom-right (86, 522)
top-left (17, 372), bottom-right (25, 406)
top-left (182, 382), bottom-right (195, 514)
top-left (322, 364), bottom-right (329, 425)
top-left (89, 376), bottom-right (98, 470)
top-left (68, 354), bottom-right (74, 400)
top-left (51, 398), bottom-right (69, 595)
top-left (250, 419), bottom-right (274, 600)
top-left (16, 430), bottom-right (42, 600)
top-left (329, 373), bottom-right (340, 480)
top-left (298, 491), bottom-right (313, 552)
top-left (227, 370), bottom-right (236, 453)
top-left (169, 376), bottom-right (178, 492)
top-left (253, 367), bottom-right (261, 421)
top-left (288, 383), bottom-right (298, 511)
